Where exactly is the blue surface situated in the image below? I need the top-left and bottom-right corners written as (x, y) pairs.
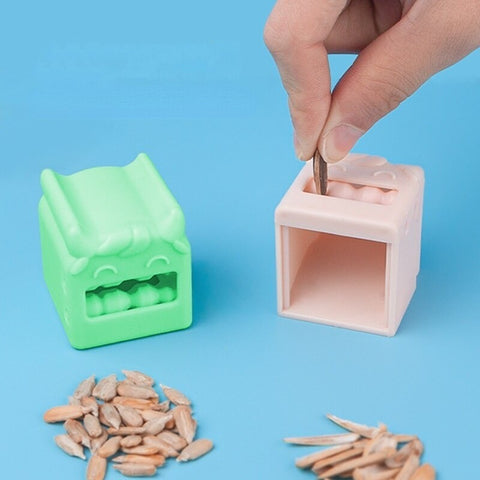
top-left (1, 1), bottom-right (479, 478)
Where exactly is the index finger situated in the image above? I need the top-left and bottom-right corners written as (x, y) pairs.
top-left (264, 0), bottom-right (348, 160)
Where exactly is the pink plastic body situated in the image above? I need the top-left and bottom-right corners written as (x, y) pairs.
top-left (275, 154), bottom-right (424, 336)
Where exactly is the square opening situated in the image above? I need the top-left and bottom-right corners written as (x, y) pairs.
top-left (85, 272), bottom-right (177, 317)
top-left (303, 178), bottom-right (397, 205)
top-left (282, 227), bottom-right (388, 331)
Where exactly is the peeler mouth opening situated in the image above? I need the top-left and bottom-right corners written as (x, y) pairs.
top-left (85, 272), bottom-right (177, 317)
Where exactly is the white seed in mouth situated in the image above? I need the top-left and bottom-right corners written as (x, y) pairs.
top-left (177, 439), bottom-right (213, 462)
top-left (55, 434), bottom-right (86, 460)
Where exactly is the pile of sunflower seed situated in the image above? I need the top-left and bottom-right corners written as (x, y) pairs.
top-left (43, 370), bottom-right (213, 479)
top-left (284, 414), bottom-right (435, 480)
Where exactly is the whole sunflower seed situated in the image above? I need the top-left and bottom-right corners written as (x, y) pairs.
top-left (73, 375), bottom-right (96, 400)
top-left (143, 416), bottom-right (171, 435)
top-left (90, 428), bottom-right (109, 454)
top-left (92, 375), bottom-right (117, 402)
top-left (117, 382), bottom-right (158, 400)
top-left (284, 433), bottom-right (360, 446)
top-left (97, 435), bottom-right (122, 458)
top-left (143, 435), bottom-right (179, 458)
top-left (112, 397), bottom-right (158, 410)
top-left (107, 426), bottom-right (146, 436)
top-left (161, 385), bottom-right (191, 406)
top-left (44, 405), bottom-right (85, 423)
top-left (115, 405), bottom-right (144, 427)
top-left (113, 463), bottom-right (156, 477)
top-left (411, 463), bottom-right (436, 480)
top-left (81, 396), bottom-right (99, 417)
top-left (99, 403), bottom-right (121, 429)
top-left (120, 435), bottom-right (143, 448)
top-left (172, 405), bottom-right (196, 444)
top-left (64, 418), bottom-right (91, 448)
top-left (140, 410), bottom-right (170, 422)
top-left (86, 454), bottom-right (107, 480)
top-left (113, 454), bottom-right (166, 467)
top-left (121, 445), bottom-right (160, 456)
top-left (157, 431), bottom-right (188, 451)
top-left (84, 414), bottom-right (103, 438)
top-left (55, 434), bottom-right (86, 460)
top-left (177, 439), bottom-right (213, 462)
top-left (122, 370), bottom-right (154, 387)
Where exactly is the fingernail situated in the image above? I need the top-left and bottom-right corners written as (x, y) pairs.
top-left (293, 132), bottom-right (308, 161)
top-left (322, 124), bottom-right (363, 163)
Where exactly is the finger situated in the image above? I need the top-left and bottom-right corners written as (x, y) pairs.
top-left (264, 0), bottom-right (348, 160)
top-left (319, 0), bottom-right (480, 163)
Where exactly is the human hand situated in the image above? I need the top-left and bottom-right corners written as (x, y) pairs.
top-left (264, 0), bottom-right (480, 162)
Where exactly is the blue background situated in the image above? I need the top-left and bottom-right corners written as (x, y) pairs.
top-left (1, 1), bottom-right (479, 478)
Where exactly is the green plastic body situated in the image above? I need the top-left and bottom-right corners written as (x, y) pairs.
top-left (39, 153), bottom-right (192, 349)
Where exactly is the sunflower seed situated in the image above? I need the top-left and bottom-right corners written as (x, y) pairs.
top-left (161, 385), bottom-right (191, 406)
top-left (284, 433), bottom-right (360, 446)
top-left (385, 440), bottom-right (423, 469)
top-left (115, 405), bottom-right (144, 427)
top-left (84, 414), bottom-right (103, 438)
top-left (143, 435), bottom-right (179, 458)
top-left (64, 418), bottom-right (91, 448)
top-left (122, 370), bottom-right (154, 387)
top-left (143, 416), bottom-right (171, 435)
top-left (326, 414), bottom-right (383, 439)
top-left (73, 375), bottom-right (96, 400)
top-left (395, 454), bottom-right (421, 480)
top-left (97, 436), bottom-right (122, 458)
top-left (353, 465), bottom-right (401, 480)
top-left (99, 403), bottom-right (121, 429)
top-left (295, 444), bottom-right (354, 469)
top-left (86, 455), bottom-right (107, 480)
top-left (44, 405), bottom-right (84, 423)
top-left (319, 451), bottom-right (392, 479)
top-left (312, 447), bottom-right (364, 474)
top-left (92, 375), bottom-right (117, 402)
top-left (112, 396), bottom-right (159, 410)
top-left (55, 434), bottom-right (86, 459)
top-left (121, 445), bottom-right (160, 456)
top-left (172, 405), bottom-right (196, 443)
top-left (107, 426), bottom-right (146, 436)
top-left (113, 454), bottom-right (166, 466)
top-left (81, 396), bottom-right (99, 417)
top-left (177, 439), bottom-right (213, 462)
top-left (120, 435), bottom-right (143, 448)
top-left (117, 382), bottom-right (158, 400)
top-left (410, 463), bottom-right (436, 480)
top-left (113, 463), bottom-right (156, 476)
top-left (157, 431), bottom-right (188, 451)
top-left (90, 428), bottom-right (109, 454)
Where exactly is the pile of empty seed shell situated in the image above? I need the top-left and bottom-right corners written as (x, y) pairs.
top-left (43, 370), bottom-right (213, 478)
top-left (284, 414), bottom-right (435, 480)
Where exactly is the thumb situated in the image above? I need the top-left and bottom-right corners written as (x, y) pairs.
top-left (319, 2), bottom-right (479, 163)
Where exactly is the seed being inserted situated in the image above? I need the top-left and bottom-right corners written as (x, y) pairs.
top-left (44, 370), bottom-right (214, 479)
top-left (286, 414), bottom-right (436, 480)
